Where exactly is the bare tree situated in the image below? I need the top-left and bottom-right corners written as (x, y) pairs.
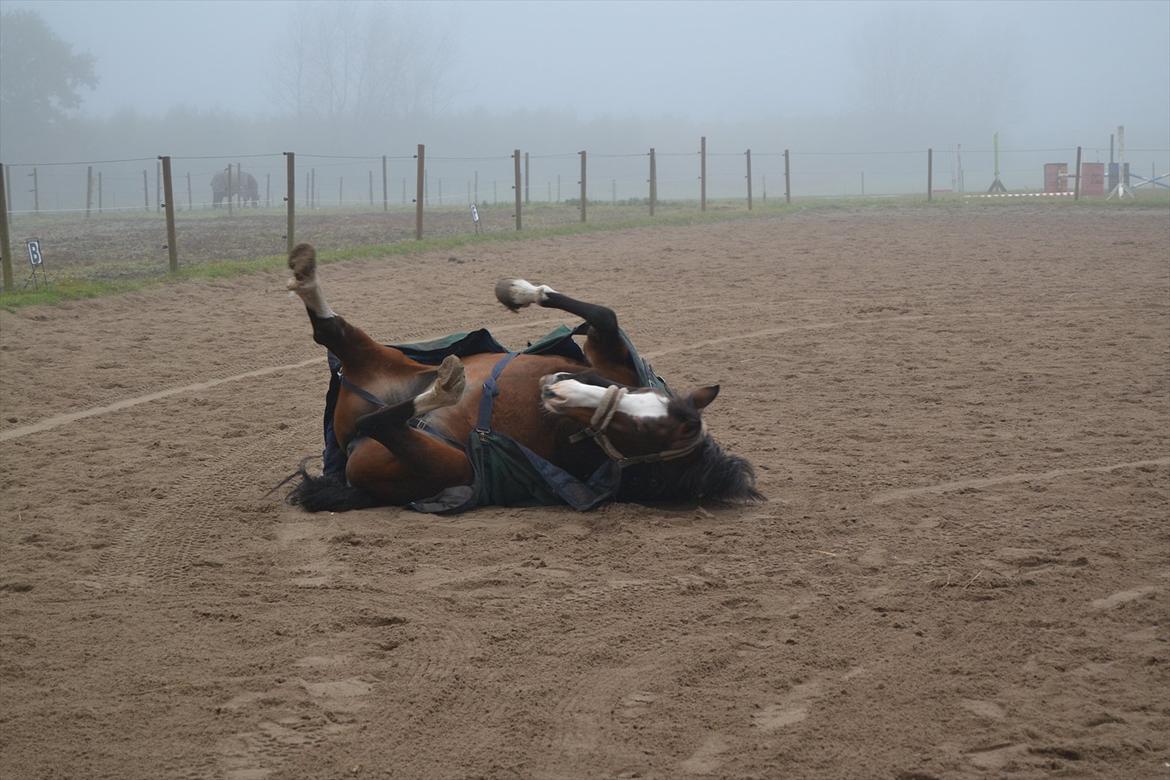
top-left (270, 1), bottom-right (453, 123)
top-left (851, 5), bottom-right (1019, 137)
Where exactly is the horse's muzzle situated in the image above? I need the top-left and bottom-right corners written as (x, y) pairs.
top-left (539, 374), bottom-right (568, 412)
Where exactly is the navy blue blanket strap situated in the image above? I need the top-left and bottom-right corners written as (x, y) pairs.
top-left (338, 369), bottom-right (388, 408)
top-left (476, 351), bottom-right (520, 436)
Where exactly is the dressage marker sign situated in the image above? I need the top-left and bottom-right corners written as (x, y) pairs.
top-left (24, 238), bottom-right (49, 289)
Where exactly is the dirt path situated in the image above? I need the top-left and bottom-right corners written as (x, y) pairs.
top-left (1, 205), bottom-right (1167, 779)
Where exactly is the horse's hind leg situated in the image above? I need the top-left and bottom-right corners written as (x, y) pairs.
top-left (287, 243), bottom-right (401, 369)
top-left (288, 243), bottom-right (439, 450)
top-left (346, 434), bottom-right (472, 505)
top-left (495, 279), bottom-right (638, 385)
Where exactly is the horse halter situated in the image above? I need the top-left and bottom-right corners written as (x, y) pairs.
top-left (567, 385), bottom-right (707, 468)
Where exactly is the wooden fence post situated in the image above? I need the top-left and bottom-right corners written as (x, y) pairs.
top-left (98, 171), bottom-right (103, 213)
top-left (382, 155), bottom-right (388, 211)
top-left (143, 169), bottom-right (149, 211)
top-left (579, 150), bottom-right (587, 223)
top-left (415, 144), bottom-right (425, 240)
top-left (339, 176), bottom-right (344, 206)
top-left (746, 149), bottom-right (753, 210)
top-left (1074, 145), bottom-right (1082, 201)
top-left (186, 171), bottom-right (192, 211)
top-left (649, 147), bottom-right (657, 216)
top-left (31, 167), bottom-right (39, 213)
top-left (784, 149), bottom-right (791, 204)
top-left (700, 136), bottom-right (707, 211)
top-left (284, 151), bottom-right (295, 253)
top-left (86, 166), bottom-right (93, 218)
top-left (234, 163), bottom-right (241, 209)
top-left (0, 163), bottom-right (13, 292)
top-left (927, 148), bottom-right (933, 202)
top-left (160, 155), bottom-right (178, 272)
top-left (227, 165), bottom-right (234, 216)
top-left (513, 149), bottom-right (522, 230)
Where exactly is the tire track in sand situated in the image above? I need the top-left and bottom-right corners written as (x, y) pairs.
top-left (870, 457), bottom-right (1170, 504)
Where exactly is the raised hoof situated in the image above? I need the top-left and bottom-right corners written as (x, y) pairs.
top-left (414, 355), bottom-right (466, 414)
top-left (432, 354), bottom-right (467, 405)
top-left (495, 278), bottom-right (553, 311)
top-left (287, 243), bottom-right (317, 291)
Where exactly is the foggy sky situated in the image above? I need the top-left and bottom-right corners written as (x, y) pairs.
top-left (2, 0), bottom-right (1168, 152)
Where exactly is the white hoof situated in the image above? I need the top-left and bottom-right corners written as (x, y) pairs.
top-left (286, 244), bottom-right (334, 317)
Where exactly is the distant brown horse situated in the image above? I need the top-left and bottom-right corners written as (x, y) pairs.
top-left (285, 244), bottom-right (761, 513)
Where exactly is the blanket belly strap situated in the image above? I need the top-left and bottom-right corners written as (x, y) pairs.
top-left (476, 352), bottom-right (520, 435)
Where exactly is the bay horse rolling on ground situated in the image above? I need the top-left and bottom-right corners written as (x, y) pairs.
top-left (285, 243), bottom-right (762, 513)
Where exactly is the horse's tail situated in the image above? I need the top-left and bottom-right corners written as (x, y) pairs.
top-left (284, 462), bottom-right (379, 512)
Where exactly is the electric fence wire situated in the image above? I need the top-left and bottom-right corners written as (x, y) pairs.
top-left (5, 156), bottom-right (157, 167)
top-left (299, 153), bottom-right (414, 160)
top-left (170, 152), bottom-right (284, 160)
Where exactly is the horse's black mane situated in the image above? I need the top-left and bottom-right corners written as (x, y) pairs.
top-left (617, 436), bottom-right (764, 505)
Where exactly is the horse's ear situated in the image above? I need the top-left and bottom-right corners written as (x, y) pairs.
top-left (687, 384), bottom-right (720, 410)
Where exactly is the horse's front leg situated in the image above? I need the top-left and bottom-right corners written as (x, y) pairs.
top-left (494, 279), bottom-right (639, 386)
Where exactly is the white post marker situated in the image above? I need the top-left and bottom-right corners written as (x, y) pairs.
top-left (470, 203), bottom-right (481, 234)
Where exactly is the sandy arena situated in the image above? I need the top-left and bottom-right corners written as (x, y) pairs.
top-left (1, 204), bottom-right (1167, 779)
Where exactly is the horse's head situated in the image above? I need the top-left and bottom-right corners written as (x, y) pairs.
top-left (539, 372), bottom-right (763, 504)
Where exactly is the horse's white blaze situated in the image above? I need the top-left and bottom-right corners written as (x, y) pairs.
top-left (618, 391), bottom-right (671, 418)
top-left (544, 379), bottom-right (669, 419)
top-left (502, 279), bottom-right (556, 308)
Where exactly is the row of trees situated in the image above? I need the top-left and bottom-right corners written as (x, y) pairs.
top-left (7, 3), bottom-right (1151, 167)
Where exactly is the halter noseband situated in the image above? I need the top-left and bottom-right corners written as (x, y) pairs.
top-left (567, 384), bottom-right (707, 468)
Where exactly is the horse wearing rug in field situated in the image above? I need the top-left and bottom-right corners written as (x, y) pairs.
top-left (284, 243), bottom-right (762, 513)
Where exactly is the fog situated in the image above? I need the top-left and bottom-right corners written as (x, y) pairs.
top-left (1, 0), bottom-right (1167, 199)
